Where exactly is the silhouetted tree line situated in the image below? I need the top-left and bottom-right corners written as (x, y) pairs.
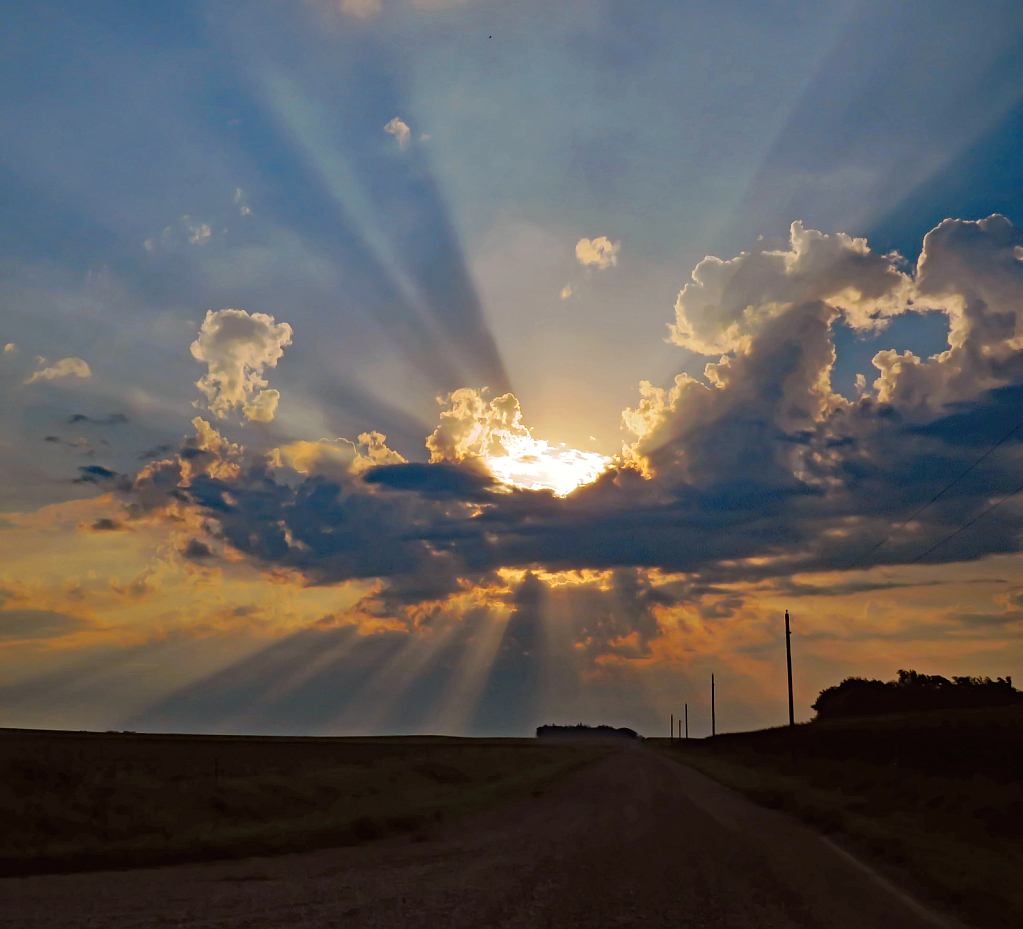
top-left (812, 669), bottom-right (1022, 720)
top-left (536, 724), bottom-right (638, 739)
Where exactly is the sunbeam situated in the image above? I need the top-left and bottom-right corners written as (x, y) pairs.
top-left (430, 612), bottom-right (512, 735)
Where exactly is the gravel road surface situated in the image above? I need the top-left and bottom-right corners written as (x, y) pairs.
top-left (0, 746), bottom-right (964, 928)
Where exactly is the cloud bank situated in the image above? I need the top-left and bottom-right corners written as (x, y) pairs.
top-left (92, 217), bottom-right (1023, 658)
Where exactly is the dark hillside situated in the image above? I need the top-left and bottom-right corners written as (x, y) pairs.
top-left (708, 704), bottom-right (1023, 781)
top-left (663, 704), bottom-right (1023, 928)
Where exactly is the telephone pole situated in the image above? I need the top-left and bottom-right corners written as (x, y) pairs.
top-left (684, 703), bottom-right (688, 739)
top-left (785, 609), bottom-right (794, 727)
top-left (670, 713), bottom-right (674, 742)
top-left (711, 673), bottom-right (716, 737)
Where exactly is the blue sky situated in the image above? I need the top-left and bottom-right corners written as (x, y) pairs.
top-left (5, 0), bottom-right (1022, 466)
top-left (3, 0), bottom-right (1023, 735)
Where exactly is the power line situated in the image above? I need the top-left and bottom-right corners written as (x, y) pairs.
top-left (907, 479), bottom-right (1023, 565)
top-left (847, 413), bottom-right (1023, 570)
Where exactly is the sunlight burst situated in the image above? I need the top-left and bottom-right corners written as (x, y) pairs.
top-left (484, 434), bottom-right (610, 496)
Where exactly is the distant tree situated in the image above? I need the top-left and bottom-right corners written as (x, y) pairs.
top-left (536, 724), bottom-right (638, 739)
top-left (812, 670), bottom-right (1021, 720)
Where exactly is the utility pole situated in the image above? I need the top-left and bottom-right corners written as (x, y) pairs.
top-left (684, 703), bottom-right (688, 739)
top-left (711, 673), bottom-right (716, 737)
top-left (670, 713), bottom-right (674, 743)
top-left (785, 609), bottom-right (794, 728)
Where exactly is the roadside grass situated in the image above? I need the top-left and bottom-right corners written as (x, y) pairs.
top-left (0, 729), bottom-right (610, 875)
top-left (657, 706), bottom-right (1023, 929)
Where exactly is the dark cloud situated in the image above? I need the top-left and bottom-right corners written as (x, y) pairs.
top-left (90, 518), bottom-right (123, 532)
top-left (951, 610), bottom-right (1023, 630)
top-left (68, 413), bottom-right (129, 425)
top-left (0, 609), bottom-right (86, 641)
top-left (771, 577), bottom-right (944, 599)
top-left (139, 442), bottom-right (176, 460)
top-left (74, 465), bottom-right (125, 485)
top-left (361, 462), bottom-right (493, 497)
top-left (75, 465), bottom-right (117, 482)
top-left (182, 539), bottom-right (213, 560)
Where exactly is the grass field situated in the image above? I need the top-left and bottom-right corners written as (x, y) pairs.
top-left (0, 728), bottom-right (611, 876)
top-left (658, 705), bottom-right (1023, 929)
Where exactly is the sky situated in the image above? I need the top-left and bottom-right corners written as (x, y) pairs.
top-left (3, 0), bottom-right (1023, 737)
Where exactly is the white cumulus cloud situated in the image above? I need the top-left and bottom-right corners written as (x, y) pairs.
top-left (190, 309), bottom-right (293, 423)
top-left (576, 236), bottom-right (620, 270)
top-left (669, 221), bottom-right (910, 356)
top-left (23, 357), bottom-right (91, 385)
top-left (384, 117), bottom-right (411, 148)
top-left (3, 343), bottom-right (17, 356)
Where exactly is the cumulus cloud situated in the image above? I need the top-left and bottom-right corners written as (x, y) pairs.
top-left (182, 539), bottom-right (214, 561)
top-left (271, 432), bottom-right (406, 480)
top-left (560, 285), bottom-right (573, 299)
top-left (426, 388), bottom-right (531, 463)
top-left (619, 215), bottom-right (1023, 572)
top-left (127, 417), bottom-right (243, 517)
top-left (190, 309), bottom-right (293, 422)
top-left (576, 236), bottom-right (620, 269)
top-left (384, 117), bottom-right (411, 147)
top-left (669, 221), bottom-right (910, 356)
top-left (3, 343), bottom-right (17, 356)
top-left (23, 357), bottom-right (91, 385)
top-left (869, 214), bottom-right (1023, 411)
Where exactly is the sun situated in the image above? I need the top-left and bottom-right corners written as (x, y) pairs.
top-left (429, 388), bottom-right (612, 496)
top-left (483, 434), bottom-right (610, 496)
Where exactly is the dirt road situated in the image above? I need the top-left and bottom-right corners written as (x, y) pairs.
top-left (0, 746), bottom-right (963, 928)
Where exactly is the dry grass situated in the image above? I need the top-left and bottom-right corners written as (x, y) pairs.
top-left (0, 728), bottom-right (610, 875)
top-left (658, 706), bottom-right (1023, 929)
